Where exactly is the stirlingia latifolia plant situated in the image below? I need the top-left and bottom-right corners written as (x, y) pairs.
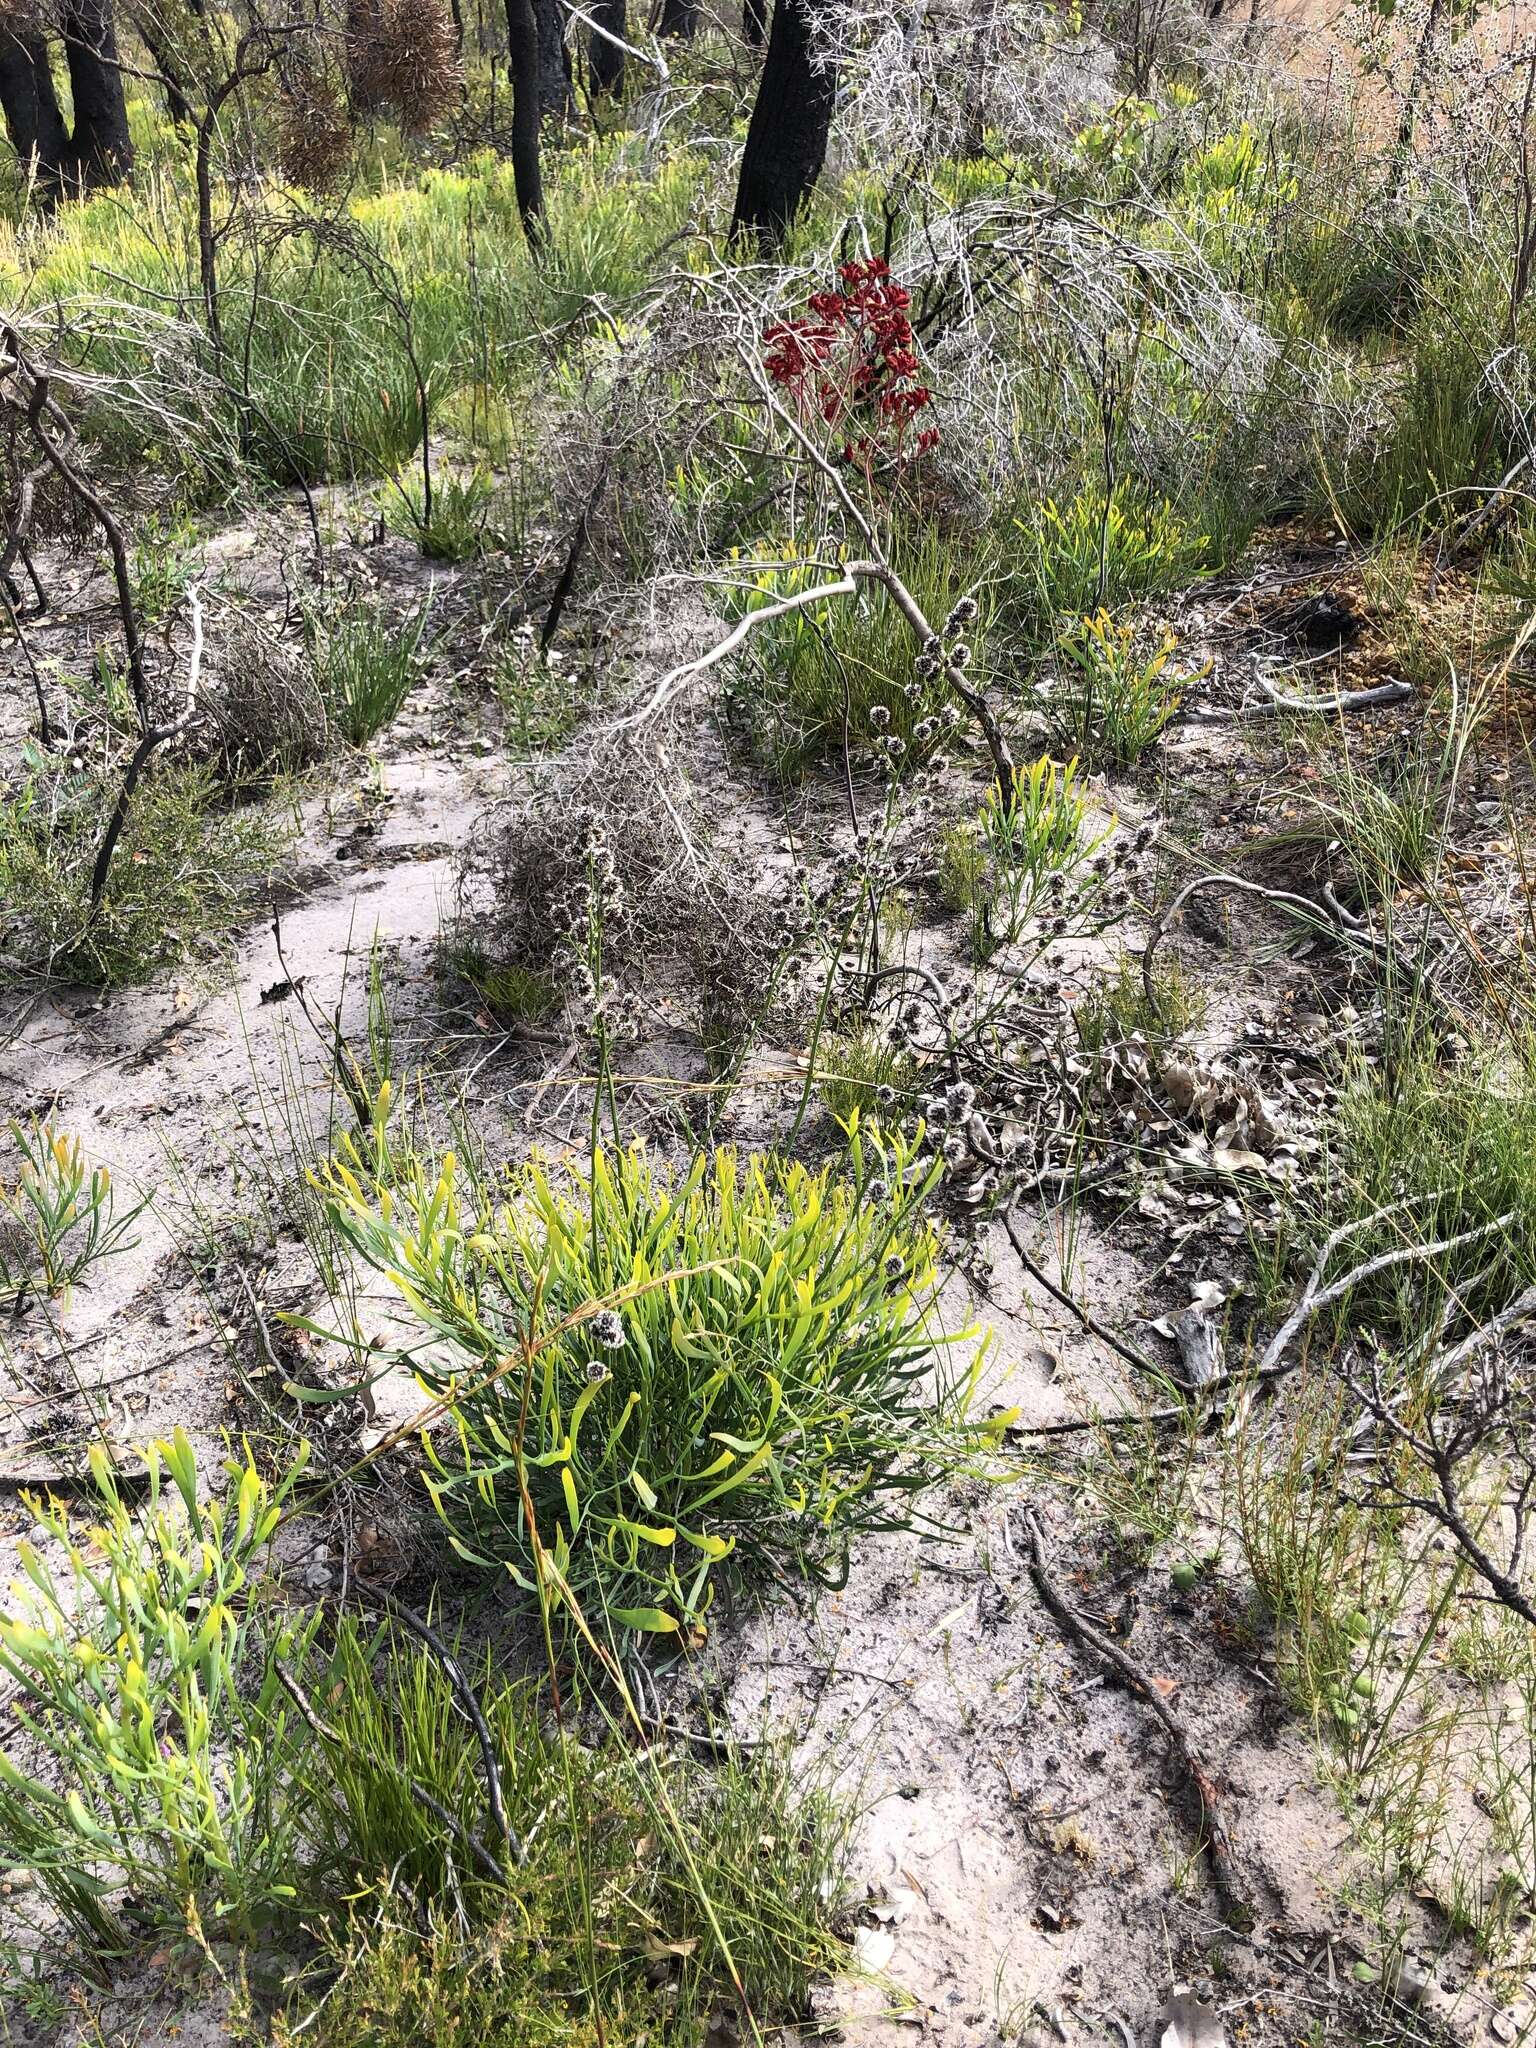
top-left (311, 1104), bottom-right (1006, 1646)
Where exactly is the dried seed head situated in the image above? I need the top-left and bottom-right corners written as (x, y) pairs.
top-left (944, 1080), bottom-right (976, 1120)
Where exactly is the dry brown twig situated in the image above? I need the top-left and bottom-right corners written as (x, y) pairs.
top-left (1013, 1507), bottom-right (1251, 1926)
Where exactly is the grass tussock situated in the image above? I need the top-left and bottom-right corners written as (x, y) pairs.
top-left (1308, 1044), bottom-right (1536, 1343)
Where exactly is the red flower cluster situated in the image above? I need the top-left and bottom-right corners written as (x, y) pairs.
top-left (763, 258), bottom-right (939, 469)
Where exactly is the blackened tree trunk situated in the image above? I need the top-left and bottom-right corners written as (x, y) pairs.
top-left (0, 2), bottom-right (131, 196)
top-left (532, 0), bottom-right (573, 115)
top-left (504, 0), bottom-right (545, 244)
top-left (730, 0), bottom-right (833, 253)
top-left (126, 3), bottom-right (193, 126)
top-left (742, 0), bottom-right (766, 49)
top-left (0, 28), bottom-right (71, 191)
top-left (589, 0), bottom-right (625, 93)
top-left (657, 0), bottom-right (698, 36)
top-left (60, 0), bottom-right (134, 186)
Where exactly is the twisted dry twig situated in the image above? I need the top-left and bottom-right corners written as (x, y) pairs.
top-left (1015, 1508), bottom-right (1251, 1926)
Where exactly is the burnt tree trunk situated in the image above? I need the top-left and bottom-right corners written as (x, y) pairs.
top-left (532, 0), bottom-right (573, 115)
top-left (59, 0), bottom-right (133, 187)
top-left (504, 0), bottom-right (545, 244)
top-left (0, 28), bottom-right (71, 193)
top-left (742, 0), bottom-right (766, 48)
top-left (589, 0), bottom-right (625, 94)
top-left (657, 0), bottom-right (698, 36)
top-left (0, 2), bottom-right (131, 195)
top-left (730, 0), bottom-right (833, 253)
top-left (129, 7), bottom-right (194, 126)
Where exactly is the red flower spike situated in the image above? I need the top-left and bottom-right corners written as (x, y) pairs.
top-left (761, 261), bottom-right (936, 474)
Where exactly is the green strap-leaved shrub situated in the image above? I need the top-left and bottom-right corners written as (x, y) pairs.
top-left (0, 1434), bottom-right (317, 1951)
top-left (316, 1111), bottom-right (1000, 1644)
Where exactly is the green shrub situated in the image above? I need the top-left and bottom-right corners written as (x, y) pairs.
top-left (311, 598), bottom-right (431, 746)
top-left (1263, 689), bottom-right (1478, 908)
top-left (0, 1122), bottom-right (146, 1308)
top-left (1309, 1046), bottom-right (1536, 1346)
top-left (1274, 208), bottom-right (1446, 344)
top-left (1488, 521), bottom-right (1536, 683)
top-left (5, 141), bottom-right (710, 496)
top-left (1301, 759), bottom-right (1446, 903)
top-left (241, 286), bottom-right (427, 487)
top-left (382, 467), bottom-right (504, 562)
top-left (1233, 1377), bottom-right (1371, 1725)
top-left (937, 821), bottom-right (987, 915)
top-left (0, 1434), bottom-right (318, 1950)
top-left (1010, 482), bottom-right (1208, 634)
top-left (724, 533), bottom-right (985, 770)
top-left (442, 939), bottom-right (560, 1026)
top-left (129, 512), bottom-right (198, 625)
top-left (0, 752), bottom-right (292, 986)
top-left (0, 1445), bottom-right (850, 2022)
top-left (289, 1617), bottom-right (852, 2036)
top-left (981, 753), bottom-right (1105, 910)
top-left (278, 1914), bottom-right (601, 2048)
top-left (1075, 950), bottom-right (1206, 1056)
top-left (941, 753), bottom-right (1113, 957)
top-left (492, 645), bottom-right (591, 759)
top-left (1042, 611), bottom-right (1197, 769)
top-left (315, 1116), bottom-right (997, 1643)
top-left (1317, 278), bottom-right (1516, 534)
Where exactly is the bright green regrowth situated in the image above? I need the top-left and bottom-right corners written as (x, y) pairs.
top-left (0, 1123), bottom-right (146, 1307)
top-left (0, 1434), bottom-right (316, 1949)
top-left (315, 1115), bottom-right (998, 1643)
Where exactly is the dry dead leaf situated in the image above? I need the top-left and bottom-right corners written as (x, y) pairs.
top-left (853, 1924), bottom-right (897, 1971)
top-left (1209, 1145), bottom-right (1269, 1175)
top-left (643, 1931), bottom-right (700, 1961)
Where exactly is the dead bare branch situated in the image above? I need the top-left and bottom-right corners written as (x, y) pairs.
top-left (1015, 1508), bottom-right (1251, 1926)
top-left (88, 584), bottom-right (206, 916)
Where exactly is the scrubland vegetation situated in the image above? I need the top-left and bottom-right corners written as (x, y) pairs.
top-left (3, 0), bottom-right (1536, 2039)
